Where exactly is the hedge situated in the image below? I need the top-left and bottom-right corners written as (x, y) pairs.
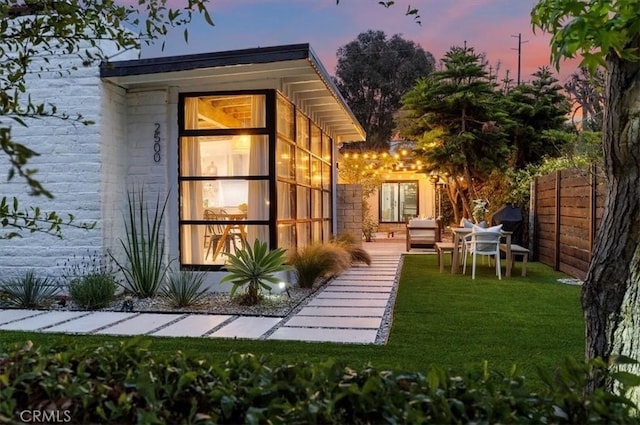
top-left (0, 337), bottom-right (638, 424)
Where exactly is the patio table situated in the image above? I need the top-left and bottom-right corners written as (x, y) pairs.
top-left (450, 227), bottom-right (513, 277)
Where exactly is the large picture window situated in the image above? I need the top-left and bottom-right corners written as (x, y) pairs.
top-left (178, 91), bottom-right (333, 269)
top-left (179, 93), bottom-right (269, 267)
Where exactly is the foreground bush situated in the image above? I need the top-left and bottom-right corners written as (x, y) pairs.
top-left (1, 338), bottom-right (638, 424)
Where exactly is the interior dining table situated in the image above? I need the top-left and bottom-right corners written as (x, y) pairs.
top-left (450, 226), bottom-right (513, 277)
top-left (205, 208), bottom-right (247, 260)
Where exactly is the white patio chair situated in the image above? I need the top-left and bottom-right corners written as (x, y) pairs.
top-left (462, 230), bottom-right (502, 280)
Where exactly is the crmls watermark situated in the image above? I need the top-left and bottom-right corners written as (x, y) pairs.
top-left (18, 410), bottom-right (72, 423)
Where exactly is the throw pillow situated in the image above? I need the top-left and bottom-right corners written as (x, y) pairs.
top-left (472, 223), bottom-right (502, 233)
top-left (461, 218), bottom-right (474, 228)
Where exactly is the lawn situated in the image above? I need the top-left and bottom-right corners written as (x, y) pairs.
top-left (0, 255), bottom-right (584, 388)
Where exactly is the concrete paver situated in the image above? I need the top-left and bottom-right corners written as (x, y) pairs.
top-left (296, 306), bottom-right (386, 317)
top-left (209, 316), bottom-right (281, 339)
top-left (151, 314), bottom-right (233, 337)
top-left (331, 280), bottom-right (395, 286)
top-left (306, 298), bottom-right (389, 307)
top-left (0, 309), bottom-right (45, 325)
top-left (315, 292), bottom-right (390, 299)
top-left (95, 313), bottom-right (184, 335)
top-left (268, 327), bottom-right (378, 344)
top-left (285, 316), bottom-right (382, 329)
top-left (44, 312), bottom-right (139, 333)
top-left (322, 285), bottom-right (393, 292)
top-left (0, 311), bottom-right (89, 331)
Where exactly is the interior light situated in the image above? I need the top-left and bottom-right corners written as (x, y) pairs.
top-left (232, 134), bottom-right (251, 152)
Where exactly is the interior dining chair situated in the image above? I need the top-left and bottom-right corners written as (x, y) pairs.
top-left (204, 209), bottom-right (224, 260)
top-left (219, 208), bottom-right (245, 253)
top-left (462, 230), bottom-right (503, 280)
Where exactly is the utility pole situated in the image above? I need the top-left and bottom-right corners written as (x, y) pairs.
top-left (511, 33), bottom-right (528, 85)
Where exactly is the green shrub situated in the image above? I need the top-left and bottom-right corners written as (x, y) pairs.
top-left (1, 339), bottom-right (638, 424)
top-left (68, 273), bottom-right (117, 309)
top-left (0, 270), bottom-right (58, 308)
top-left (221, 239), bottom-right (292, 305)
top-left (288, 243), bottom-right (351, 288)
top-left (160, 269), bottom-right (208, 308)
top-left (110, 187), bottom-right (171, 298)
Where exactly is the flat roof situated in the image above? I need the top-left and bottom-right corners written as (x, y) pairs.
top-left (101, 43), bottom-right (365, 143)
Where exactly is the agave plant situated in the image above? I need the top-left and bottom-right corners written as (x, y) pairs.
top-left (220, 239), bottom-right (291, 305)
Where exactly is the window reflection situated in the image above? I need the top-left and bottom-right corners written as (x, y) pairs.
top-left (277, 94), bottom-right (294, 139)
top-left (276, 139), bottom-right (295, 180)
top-left (296, 112), bottom-right (310, 150)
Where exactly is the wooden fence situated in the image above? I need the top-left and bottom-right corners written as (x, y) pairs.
top-left (531, 167), bottom-right (605, 280)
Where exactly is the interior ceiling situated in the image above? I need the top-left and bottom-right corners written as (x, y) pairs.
top-left (198, 96), bottom-right (253, 128)
top-left (102, 59), bottom-right (365, 143)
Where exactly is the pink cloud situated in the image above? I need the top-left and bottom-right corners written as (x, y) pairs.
top-left (123, 0), bottom-right (580, 83)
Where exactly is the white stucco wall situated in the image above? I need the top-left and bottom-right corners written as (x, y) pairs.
top-left (0, 37), bottom-right (138, 281)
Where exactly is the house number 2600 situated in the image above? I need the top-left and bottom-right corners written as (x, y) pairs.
top-left (153, 123), bottom-right (161, 163)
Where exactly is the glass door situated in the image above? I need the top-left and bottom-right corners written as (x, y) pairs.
top-left (380, 181), bottom-right (418, 223)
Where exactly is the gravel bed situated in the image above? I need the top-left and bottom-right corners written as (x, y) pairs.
top-left (375, 256), bottom-right (402, 345)
top-left (53, 285), bottom-right (323, 318)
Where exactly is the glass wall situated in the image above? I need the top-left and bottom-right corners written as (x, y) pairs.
top-left (179, 91), bottom-right (333, 269)
top-left (276, 95), bottom-right (332, 251)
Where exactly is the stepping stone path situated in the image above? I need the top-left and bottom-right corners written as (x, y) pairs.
top-left (0, 253), bottom-right (402, 345)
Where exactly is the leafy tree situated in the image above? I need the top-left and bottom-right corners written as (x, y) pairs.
top-left (334, 30), bottom-right (435, 150)
top-left (0, 0), bottom-right (211, 238)
top-left (502, 66), bottom-right (572, 168)
top-left (532, 0), bottom-right (640, 398)
top-left (399, 45), bottom-right (510, 222)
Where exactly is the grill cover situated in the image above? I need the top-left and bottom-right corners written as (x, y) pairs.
top-left (490, 205), bottom-right (523, 245)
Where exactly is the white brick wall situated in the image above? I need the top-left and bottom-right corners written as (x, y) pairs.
top-left (0, 36), bottom-right (139, 282)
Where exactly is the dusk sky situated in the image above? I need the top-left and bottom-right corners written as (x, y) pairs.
top-left (143, 0), bottom-right (579, 84)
